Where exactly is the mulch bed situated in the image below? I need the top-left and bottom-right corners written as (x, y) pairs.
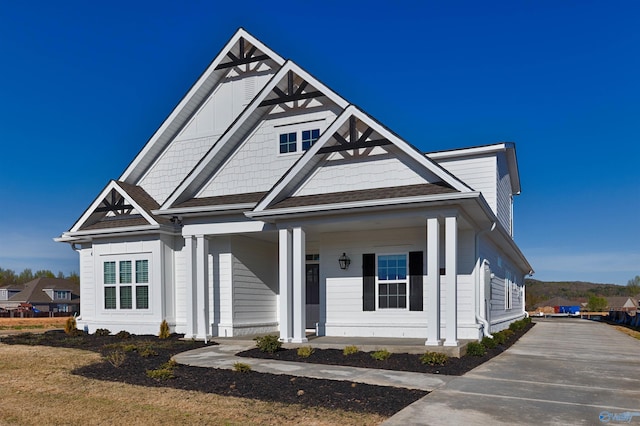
top-left (0, 331), bottom-right (425, 416)
top-left (238, 323), bottom-right (535, 376)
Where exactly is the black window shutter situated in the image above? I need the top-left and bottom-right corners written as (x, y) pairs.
top-left (409, 251), bottom-right (424, 311)
top-left (362, 253), bottom-right (375, 311)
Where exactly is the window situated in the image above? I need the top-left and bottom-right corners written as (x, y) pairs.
top-left (54, 290), bottom-right (70, 300)
top-left (377, 254), bottom-right (408, 309)
top-left (103, 258), bottom-right (149, 310)
top-left (301, 129), bottom-right (320, 150)
top-left (279, 132), bottom-right (297, 153)
top-left (505, 270), bottom-right (513, 310)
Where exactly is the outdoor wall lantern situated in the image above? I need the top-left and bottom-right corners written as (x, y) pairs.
top-left (338, 253), bottom-right (351, 270)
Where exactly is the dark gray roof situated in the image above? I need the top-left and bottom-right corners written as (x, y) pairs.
top-left (174, 191), bottom-right (268, 208)
top-left (268, 182), bottom-right (456, 210)
top-left (9, 277), bottom-right (80, 304)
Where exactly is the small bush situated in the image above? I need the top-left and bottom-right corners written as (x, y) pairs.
top-left (64, 317), bottom-right (77, 335)
top-left (370, 349), bottom-right (391, 361)
top-left (138, 343), bottom-right (158, 358)
top-left (104, 350), bottom-right (126, 368)
top-left (523, 316), bottom-right (532, 325)
top-left (343, 345), bottom-right (359, 356)
top-left (420, 351), bottom-right (448, 366)
top-left (502, 329), bottom-right (514, 339)
top-left (94, 328), bottom-right (111, 336)
top-left (492, 332), bottom-right (507, 345)
top-left (254, 335), bottom-right (282, 353)
top-left (297, 346), bottom-right (314, 358)
top-left (146, 368), bottom-right (174, 380)
top-left (159, 320), bottom-right (170, 339)
top-left (466, 341), bottom-right (486, 357)
top-left (481, 336), bottom-right (497, 349)
top-left (233, 362), bottom-right (252, 372)
top-left (115, 330), bottom-right (132, 339)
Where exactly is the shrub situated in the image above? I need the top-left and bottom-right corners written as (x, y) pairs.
top-left (138, 343), bottom-right (158, 358)
top-left (502, 329), bottom-right (514, 339)
top-left (146, 368), bottom-right (174, 380)
top-left (466, 341), bottom-right (486, 357)
top-left (420, 351), bottom-right (448, 366)
top-left (159, 320), bottom-right (170, 339)
top-left (104, 350), bottom-right (126, 368)
top-left (115, 330), bottom-right (132, 339)
top-left (297, 346), bottom-right (314, 358)
top-left (233, 362), bottom-right (252, 372)
top-left (370, 349), bottom-right (391, 361)
top-left (481, 336), bottom-right (497, 349)
top-left (95, 328), bottom-right (111, 336)
top-left (64, 317), bottom-right (77, 335)
top-left (254, 335), bottom-right (282, 353)
top-left (343, 345), bottom-right (359, 356)
top-left (492, 331), bottom-right (507, 345)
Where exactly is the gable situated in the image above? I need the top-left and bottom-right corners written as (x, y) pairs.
top-left (161, 61), bottom-right (349, 209)
top-left (251, 106), bottom-right (470, 215)
top-left (120, 29), bottom-right (285, 204)
top-left (68, 181), bottom-right (166, 234)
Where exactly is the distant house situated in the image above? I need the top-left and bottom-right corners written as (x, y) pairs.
top-left (0, 278), bottom-right (80, 314)
top-left (0, 283), bottom-right (24, 302)
top-left (606, 296), bottom-right (638, 313)
top-left (55, 28), bottom-right (532, 344)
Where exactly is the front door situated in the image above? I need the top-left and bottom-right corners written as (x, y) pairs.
top-left (305, 263), bottom-right (320, 329)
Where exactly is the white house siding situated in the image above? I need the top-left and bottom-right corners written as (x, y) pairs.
top-left (295, 147), bottom-right (441, 197)
top-left (138, 71), bottom-right (275, 203)
top-left (229, 236), bottom-right (278, 335)
top-left (479, 236), bottom-right (526, 332)
top-left (434, 155), bottom-right (497, 212)
top-left (78, 245), bottom-right (95, 323)
top-left (209, 237), bottom-right (233, 337)
top-left (79, 237), bottom-right (168, 335)
top-left (173, 242), bottom-right (187, 334)
top-left (197, 108), bottom-right (341, 198)
top-left (496, 152), bottom-right (513, 235)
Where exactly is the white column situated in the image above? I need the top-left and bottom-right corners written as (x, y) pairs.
top-left (184, 236), bottom-right (197, 338)
top-left (292, 227), bottom-right (307, 343)
top-left (195, 235), bottom-right (210, 340)
top-left (278, 229), bottom-right (292, 342)
top-left (425, 217), bottom-right (441, 346)
top-left (444, 215), bottom-right (458, 346)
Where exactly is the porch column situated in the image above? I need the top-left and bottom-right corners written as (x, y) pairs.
top-left (443, 215), bottom-right (458, 346)
top-left (425, 217), bottom-right (442, 346)
top-left (278, 229), bottom-right (293, 342)
top-left (185, 236), bottom-right (197, 338)
top-left (195, 235), bottom-right (211, 341)
top-left (291, 227), bottom-right (307, 343)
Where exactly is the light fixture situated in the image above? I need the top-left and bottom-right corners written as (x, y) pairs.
top-left (338, 253), bottom-right (350, 270)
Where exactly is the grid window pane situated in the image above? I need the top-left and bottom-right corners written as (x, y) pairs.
top-left (279, 132), bottom-right (297, 153)
top-left (104, 262), bottom-right (116, 285)
top-left (120, 261), bottom-right (132, 283)
top-left (377, 254), bottom-right (408, 309)
top-left (120, 286), bottom-right (132, 309)
top-left (105, 287), bottom-right (116, 309)
top-left (302, 128), bottom-right (320, 150)
top-left (136, 286), bottom-right (149, 309)
top-left (136, 260), bottom-right (149, 283)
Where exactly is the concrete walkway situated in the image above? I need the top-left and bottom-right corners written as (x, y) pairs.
top-left (174, 340), bottom-right (452, 391)
top-left (385, 319), bottom-right (640, 425)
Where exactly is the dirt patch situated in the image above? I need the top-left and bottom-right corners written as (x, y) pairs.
top-left (2, 331), bottom-right (426, 417)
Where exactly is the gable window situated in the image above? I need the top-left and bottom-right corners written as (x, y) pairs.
top-left (54, 290), bottom-right (70, 300)
top-left (103, 258), bottom-right (149, 310)
top-left (279, 132), bottom-right (297, 154)
top-left (377, 254), bottom-right (408, 309)
top-left (301, 129), bottom-right (320, 150)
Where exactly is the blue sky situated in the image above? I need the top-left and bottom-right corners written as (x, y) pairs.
top-left (0, 1), bottom-right (638, 284)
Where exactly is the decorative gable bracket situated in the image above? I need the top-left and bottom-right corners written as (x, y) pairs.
top-left (259, 70), bottom-right (323, 107)
top-left (215, 37), bottom-right (270, 70)
top-left (318, 115), bottom-right (392, 154)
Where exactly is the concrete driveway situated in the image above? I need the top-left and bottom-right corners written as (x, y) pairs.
top-left (384, 319), bottom-right (640, 426)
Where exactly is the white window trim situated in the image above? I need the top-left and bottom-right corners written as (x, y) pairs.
top-left (505, 270), bottom-right (513, 310)
top-left (101, 254), bottom-right (151, 311)
top-left (376, 252), bottom-right (409, 310)
top-left (276, 125), bottom-right (322, 156)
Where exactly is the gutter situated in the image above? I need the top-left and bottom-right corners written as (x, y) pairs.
top-left (475, 221), bottom-right (496, 338)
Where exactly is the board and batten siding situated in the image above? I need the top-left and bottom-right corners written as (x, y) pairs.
top-left (197, 108), bottom-right (341, 198)
top-left (137, 71), bottom-right (275, 204)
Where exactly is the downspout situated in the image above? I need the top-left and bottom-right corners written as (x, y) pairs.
top-left (475, 222), bottom-right (496, 338)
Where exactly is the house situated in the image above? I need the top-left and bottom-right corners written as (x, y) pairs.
top-left (606, 296), bottom-right (638, 313)
top-left (0, 277), bottom-right (80, 314)
top-left (0, 283), bottom-right (24, 302)
top-left (56, 28), bottom-right (532, 346)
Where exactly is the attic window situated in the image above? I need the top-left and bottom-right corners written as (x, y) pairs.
top-left (279, 132), bottom-right (297, 154)
top-left (302, 129), bottom-right (320, 150)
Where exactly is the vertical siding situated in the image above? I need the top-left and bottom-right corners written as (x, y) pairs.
top-left (435, 155), bottom-right (497, 212)
top-left (496, 152), bottom-right (513, 235)
top-left (79, 246), bottom-right (95, 320)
